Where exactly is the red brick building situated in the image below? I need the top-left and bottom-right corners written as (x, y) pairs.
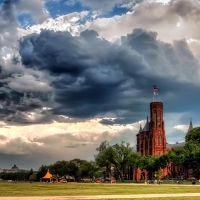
top-left (134, 101), bottom-right (192, 180)
top-left (136, 102), bottom-right (167, 156)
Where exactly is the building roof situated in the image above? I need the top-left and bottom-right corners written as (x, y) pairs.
top-left (43, 170), bottom-right (52, 179)
top-left (166, 142), bottom-right (185, 149)
top-left (11, 164), bottom-right (19, 169)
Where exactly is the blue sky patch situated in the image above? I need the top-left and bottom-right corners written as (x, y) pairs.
top-left (45, 0), bottom-right (87, 18)
top-left (17, 13), bottom-right (35, 28)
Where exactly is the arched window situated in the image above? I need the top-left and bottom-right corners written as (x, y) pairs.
top-left (156, 136), bottom-right (158, 145)
top-left (154, 111), bottom-right (157, 127)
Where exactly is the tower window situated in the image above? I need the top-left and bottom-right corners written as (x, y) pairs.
top-left (156, 136), bottom-right (158, 145)
top-left (157, 111), bottom-right (160, 127)
top-left (160, 136), bottom-right (162, 146)
top-left (154, 111), bottom-right (157, 127)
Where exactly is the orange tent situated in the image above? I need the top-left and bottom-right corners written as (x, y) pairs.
top-left (43, 170), bottom-right (52, 179)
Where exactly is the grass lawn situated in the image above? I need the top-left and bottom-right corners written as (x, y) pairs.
top-left (1, 182), bottom-right (200, 197)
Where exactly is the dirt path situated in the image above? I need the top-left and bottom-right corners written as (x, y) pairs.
top-left (1, 193), bottom-right (200, 200)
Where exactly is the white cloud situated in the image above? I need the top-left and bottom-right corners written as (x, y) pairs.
top-left (173, 124), bottom-right (188, 132)
top-left (0, 119), bottom-right (139, 168)
top-left (7, 74), bottom-right (52, 93)
top-left (16, 0), bottom-right (49, 24)
top-left (27, 11), bottom-right (89, 35)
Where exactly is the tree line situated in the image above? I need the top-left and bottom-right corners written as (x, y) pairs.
top-left (1, 127), bottom-right (200, 182)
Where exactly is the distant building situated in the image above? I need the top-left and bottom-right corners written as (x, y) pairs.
top-left (134, 101), bottom-right (192, 180)
top-left (1, 164), bottom-right (28, 173)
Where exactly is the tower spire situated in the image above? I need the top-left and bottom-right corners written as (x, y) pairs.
top-left (142, 116), bottom-right (149, 131)
top-left (139, 123), bottom-right (142, 132)
top-left (188, 118), bottom-right (193, 132)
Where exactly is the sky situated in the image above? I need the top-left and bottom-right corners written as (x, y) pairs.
top-left (0, 0), bottom-right (200, 170)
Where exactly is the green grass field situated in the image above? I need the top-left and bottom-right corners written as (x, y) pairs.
top-left (1, 182), bottom-right (200, 197)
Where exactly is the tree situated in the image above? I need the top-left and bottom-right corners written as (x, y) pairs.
top-left (167, 127), bottom-right (200, 179)
top-left (128, 151), bottom-right (141, 168)
top-left (183, 127), bottom-right (200, 178)
top-left (50, 160), bottom-right (69, 176)
top-left (70, 159), bottom-right (89, 179)
top-left (183, 141), bottom-right (200, 178)
top-left (166, 147), bottom-right (185, 178)
top-left (138, 155), bottom-right (167, 180)
top-left (95, 141), bottom-right (114, 179)
top-left (80, 161), bottom-right (99, 179)
top-left (110, 141), bottom-right (135, 182)
top-left (95, 141), bottom-right (138, 182)
top-left (186, 127), bottom-right (200, 143)
top-left (36, 165), bottom-right (48, 181)
top-left (29, 173), bottom-right (37, 181)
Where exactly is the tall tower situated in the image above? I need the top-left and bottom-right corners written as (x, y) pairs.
top-left (149, 102), bottom-right (167, 155)
top-left (135, 101), bottom-right (168, 181)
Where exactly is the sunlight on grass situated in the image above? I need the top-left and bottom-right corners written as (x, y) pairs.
top-left (1, 182), bottom-right (200, 197)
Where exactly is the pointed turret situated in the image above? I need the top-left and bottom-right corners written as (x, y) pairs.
top-left (139, 123), bottom-right (142, 132)
top-left (136, 124), bottom-right (143, 136)
top-left (142, 116), bottom-right (149, 131)
top-left (188, 118), bottom-right (193, 132)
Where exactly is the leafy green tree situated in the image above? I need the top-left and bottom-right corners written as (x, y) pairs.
top-left (128, 151), bottom-right (141, 167)
top-left (138, 155), bottom-right (167, 180)
top-left (111, 142), bottom-right (135, 182)
top-left (29, 173), bottom-right (37, 181)
top-left (70, 159), bottom-right (88, 179)
top-left (50, 160), bottom-right (69, 175)
top-left (186, 127), bottom-right (200, 143)
top-left (166, 147), bottom-right (185, 178)
top-left (184, 142), bottom-right (200, 178)
top-left (165, 127), bottom-right (200, 179)
top-left (183, 127), bottom-right (200, 178)
top-left (95, 141), bottom-right (138, 182)
top-left (95, 141), bottom-right (114, 179)
top-left (80, 161), bottom-right (99, 179)
top-left (36, 165), bottom-right (48, 181)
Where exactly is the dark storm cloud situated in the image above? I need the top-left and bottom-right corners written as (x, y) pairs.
top-left (15, 99), bottom-right (42, 112)
top-left (1, 0), bottom-right (18, 22)
top-left (18, 28), bottom-right (200, 124)
top-left (4, 111), bottom-right (53, 125)
top-left (0, 87), bottom-right (53, 125)
top-left (19, 29), bottom-right (149, 121)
